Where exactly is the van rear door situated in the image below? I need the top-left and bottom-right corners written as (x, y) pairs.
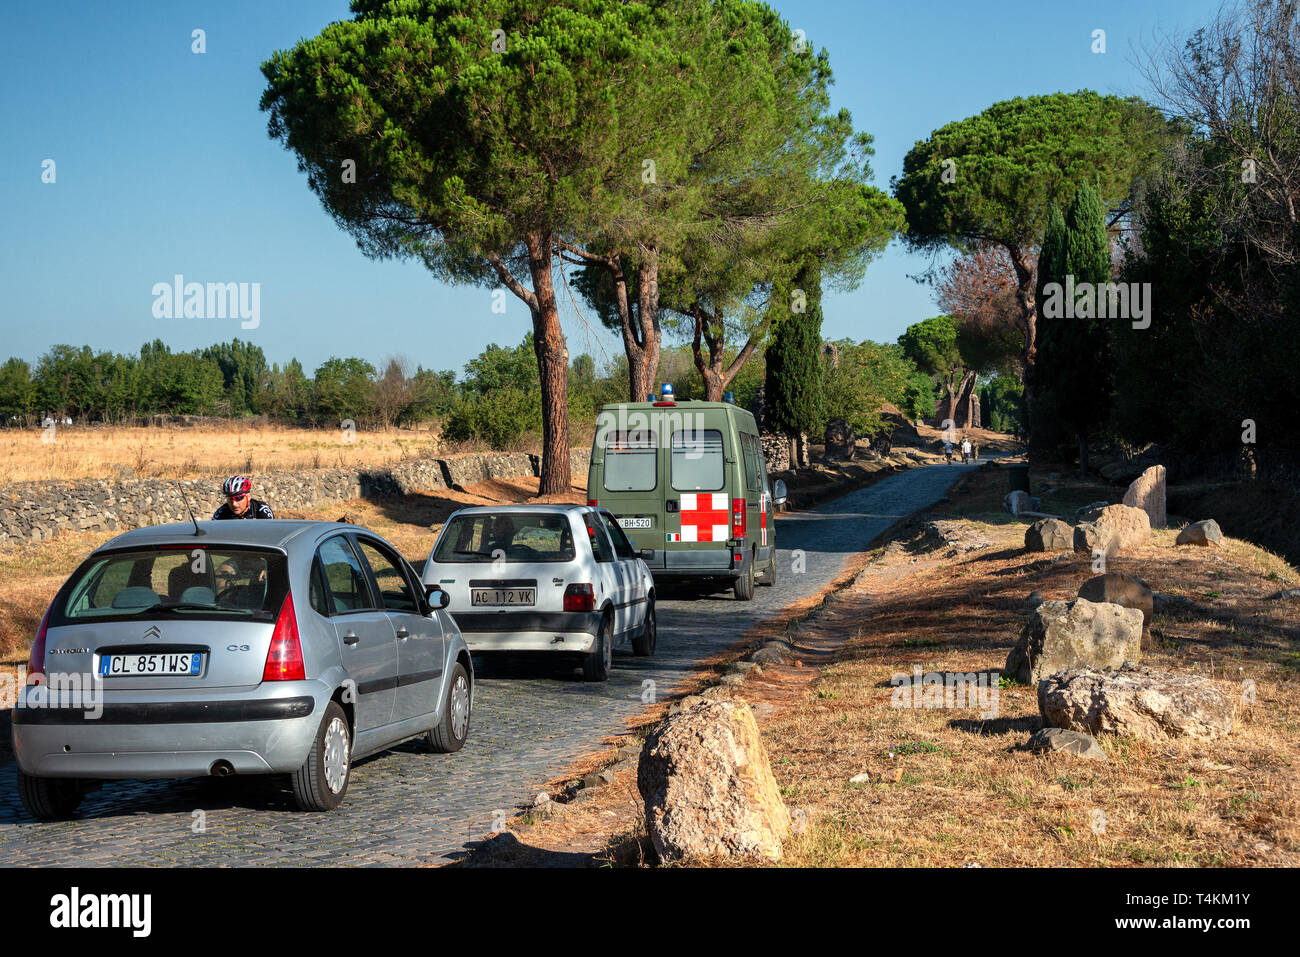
top-left (595, 423), bottom-right (663, 567)
top-left (664, 424), bottom-right (734, 572)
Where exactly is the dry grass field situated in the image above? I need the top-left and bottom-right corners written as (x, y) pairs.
top-left (462, 464), bottom-right (1300, 868)
top-left (0, 422), bottom-right (459, 483)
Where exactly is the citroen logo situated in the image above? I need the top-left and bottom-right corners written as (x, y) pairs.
top-left (142, 626), bottom-right (162, 640)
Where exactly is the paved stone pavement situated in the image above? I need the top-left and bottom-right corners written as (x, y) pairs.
top-left (0, 459), bottom-right (983, 866)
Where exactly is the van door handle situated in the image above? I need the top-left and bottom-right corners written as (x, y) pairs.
top-left (342, 631), bottom-right (359, 646)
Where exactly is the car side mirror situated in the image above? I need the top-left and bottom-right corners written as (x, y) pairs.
top-left (425, 585), bottom-right (451, 610)
top-left (772, 479), bottom-right (787, 507)
top-left (639, 548), bottom-right (656, 561)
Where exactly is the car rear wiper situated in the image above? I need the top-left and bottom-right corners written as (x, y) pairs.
top-left (142, 602), bottom-right (254, 615)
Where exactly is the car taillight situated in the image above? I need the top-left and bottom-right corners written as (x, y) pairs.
top-left (587, 498), bottom-right (598, 507)
top-left (732, 498), bottom-right (746, 538)
top-left (262, 594), bottom-right (305, 682)
top-left (563, 583), bottom-right (595, 612)
top-left (26, 607), bottom-right (51, 686)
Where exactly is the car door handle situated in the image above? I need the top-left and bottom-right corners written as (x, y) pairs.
top-left (342, 631), bottom-right (359, 646)
top-left (395, 627), bottom-right (410, 639)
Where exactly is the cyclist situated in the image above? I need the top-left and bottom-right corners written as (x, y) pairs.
top-left (212, 475), bottom-right (275, 520)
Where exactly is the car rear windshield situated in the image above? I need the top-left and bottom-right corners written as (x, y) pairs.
top-left (434, 513), bottom-right (576, 563)
top-left (54, 546), bottom-right (289, 623)
top-left (603, 430), bottom-right (658, 492)
top-left (671, 428), bottom-right (725, 491)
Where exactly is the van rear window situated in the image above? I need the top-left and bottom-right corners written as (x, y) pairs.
top-left (603, 431), bottom-right (658, 492)
top-left (672, 429), bottom-right (724, 491)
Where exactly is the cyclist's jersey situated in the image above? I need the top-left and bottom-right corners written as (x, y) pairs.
top-left (212, 498), bottom-right (275, 520)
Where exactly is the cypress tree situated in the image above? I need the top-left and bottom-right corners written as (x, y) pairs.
top-left (1035, 183), bottom-right (1113, 474)
top-left (764, 261), bottom-right (826, 464)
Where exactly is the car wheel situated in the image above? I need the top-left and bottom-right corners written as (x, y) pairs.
top-left (426, 661), bottom-right (472, 753)
top-left (582, 614), bottom-right (613, 681)
top-left (733, 555), bottom-right (755, 601)
top-left (291, 700), bottom-right (351, 811)
top-left (631, 599), bottom-right (657, 656)
top-left (18, 770), bottom-right (83, 820)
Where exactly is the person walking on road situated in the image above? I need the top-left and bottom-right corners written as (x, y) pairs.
top-left (961, 436), bottom-right (972, 464)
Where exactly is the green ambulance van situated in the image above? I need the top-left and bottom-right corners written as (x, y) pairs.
top-left (587, 384), bottom-right (787, 600)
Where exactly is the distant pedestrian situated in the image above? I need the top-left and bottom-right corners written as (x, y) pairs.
top-left (961, 437), bottom-right (972, 464)
top-left (943, 440), bottom-right (954, 464)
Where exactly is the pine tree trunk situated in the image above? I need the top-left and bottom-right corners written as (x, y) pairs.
top-left (526, 233), bottom-right (571, 495)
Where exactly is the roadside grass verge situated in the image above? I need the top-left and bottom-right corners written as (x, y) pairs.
top-left (769, 466), bottom-right (1299, 867)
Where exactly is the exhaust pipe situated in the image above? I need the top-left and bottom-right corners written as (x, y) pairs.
top-left (209, 759), bottom-right (235, 777)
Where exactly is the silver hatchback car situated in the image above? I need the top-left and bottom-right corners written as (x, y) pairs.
top-left (423, 504), bottom-right (656, 681)
top-left (11, 520), bottom-right (472, 818)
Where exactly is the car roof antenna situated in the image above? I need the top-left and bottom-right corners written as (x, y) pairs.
top-left (177, 482), bottom-right (205, 537)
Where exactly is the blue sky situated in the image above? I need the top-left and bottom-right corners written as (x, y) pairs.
top-left (0, 0), bottom-right (1222, 379)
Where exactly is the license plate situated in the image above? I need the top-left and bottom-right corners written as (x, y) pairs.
top-left (470, 588), bottom-right (535, 607)
top-left (618, 517), bottom-right (652, 529)
top-left (100, 652), bottom-right (203, 677)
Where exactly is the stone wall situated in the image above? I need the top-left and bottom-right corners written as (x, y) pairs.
top-left (0, 449), bottom-right (592, 548)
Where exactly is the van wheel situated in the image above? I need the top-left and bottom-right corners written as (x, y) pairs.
top-left (632, 599), bottom-right (656, 656)
top-left (583, 614), bottom-right (613, 681)
top-left (733, 556), bottom-right (755, 601)
top-left (291, 700), bottom-right (351, 811)
top-left (761, 550), bottom-right (777, 586)
top-left (18, 771), bottom-right (84, 820)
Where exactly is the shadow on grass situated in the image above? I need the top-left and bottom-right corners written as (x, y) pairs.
top-left (948, 715), bottom-right (1041, 736)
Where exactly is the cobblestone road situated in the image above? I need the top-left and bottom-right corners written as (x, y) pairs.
top-left (0, 460), bottom-right (980, 866)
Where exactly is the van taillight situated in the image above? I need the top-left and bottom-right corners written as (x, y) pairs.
top-left (587, 498), bottom-right (598, 507)
top-left (563, 583), bottom-right (595, 612)
top-left (26, 607), bottom-right (51, 686)
top-left (732, 498), bottom-right (746, 539)
top-left (263, 594), bottom-right (305, 682)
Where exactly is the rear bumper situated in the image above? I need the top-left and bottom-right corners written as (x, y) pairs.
top-left (452, 610), bottom-right (601, 653)
top-left (11, 682), bottom-right (327, 779)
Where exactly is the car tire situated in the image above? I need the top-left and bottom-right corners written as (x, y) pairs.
top-left (761, 549), bottom-right (777, 587)
top-left (18, 771), bottom-right (83, 820)
top-left (582, 614), bottom-right (613, 681)
top-left (733, 555), bottom-right (755, 601)
top-left (631, 599), bottom-right (656, 656)
top-left (426, 661), bottom-right (472, 753)
top-left (290, 700), bottom-right (351, 812)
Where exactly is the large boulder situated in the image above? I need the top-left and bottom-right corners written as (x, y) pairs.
top-left (1025, 518), bottom-right (1073, 552)
top-left (1122, 465), bottom-right (1167, 528)
top-left (1077, 573), bottom-right (1154, 648)
top-left (1176, 519), bottom-right (1223, 547)
top-left (1038, 667), bottom-right (1236, 741)
top-left (1005, 598), bottom-right (1143, 685)
top-left (638, 699), bottom-right (789, 863)
top-left (1077, 504), bottom-right (1151, 551)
